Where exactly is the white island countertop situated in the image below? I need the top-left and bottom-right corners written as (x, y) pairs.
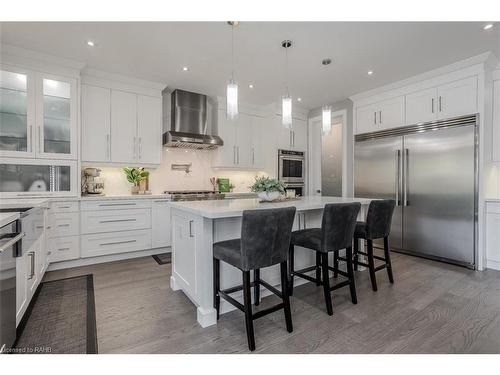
top-left (170, 196), bottom-right (373, 219)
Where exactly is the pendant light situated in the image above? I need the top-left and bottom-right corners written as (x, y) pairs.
top-left (281, 40), bottom-right (292, 129)
top-left (321, 58), bottom-right (332, 135)
top-left (226, 22), bottom-right (238, 120)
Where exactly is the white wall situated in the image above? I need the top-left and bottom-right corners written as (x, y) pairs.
top-left (95, 147), bottom-right (268, 196)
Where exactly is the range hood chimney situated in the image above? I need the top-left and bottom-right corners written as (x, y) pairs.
top-left (162, 89), bottom-right (223, 149)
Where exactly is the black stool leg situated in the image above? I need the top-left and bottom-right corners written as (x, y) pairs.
top-left (353, 238), bottom-right (359, 271)
top-left (242, 270), bottom-right (256, 351)
top-left (333, 252), bottom-right (339, 278)
top-left (315, 252), bottom-right (322, 285)
top-left (384, 236), bottom-right (394, 284)
top-left (321, 252), bottom-right (333, 315)
top-left (254, 269), bottom-right (260, 306)
top-left (367, 239), bottom-right (378, 292)
top-left (213, 257), bottom-right (220, 320)
top-left (345, 247), bottom-right (357, 304)
top-left (280, 261), bottom-right (293, 333)
top-left (288, 244), bottom-right (295, 296)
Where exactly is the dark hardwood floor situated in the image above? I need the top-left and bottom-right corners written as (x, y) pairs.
top-left (43, 250), bottom-right (500, 354)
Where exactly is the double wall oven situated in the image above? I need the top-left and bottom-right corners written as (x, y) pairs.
top-left (278, 149), bottom-right (305, 196)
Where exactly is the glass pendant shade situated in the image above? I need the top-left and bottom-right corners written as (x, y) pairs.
top-left (226, 79), bottom-right (238, 120)
top-left (322, 105), bottom-right (332, 135)
top-left (282, 95), bottom-right (292, 129)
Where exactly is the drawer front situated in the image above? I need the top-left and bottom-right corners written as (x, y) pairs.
top-left (48, 236), bottom-right (80, 263)
top-left (486, 202), bottom-right (500, 214)
top-left (49, 200), bottom-right (80, 213)
top-left (48, 212), bottom-right (80, 238)
top-left (81, 208), bottom-right (151, 234)
top-left (81, 229), bottom-right (151, 258)
top-left (80, 199), bottom-right (152, 211)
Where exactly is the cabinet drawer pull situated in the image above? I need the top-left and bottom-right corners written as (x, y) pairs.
top-left (57, 206), bottom-right (71, 209)
top-left (57, 224), bottom-right (70, 227)
top-left (99, 218), bottom-right (137, 223)
top-left (57, 247), bottom-right (70, 251)
top-left (153, 200), bottom-right (169, 203)
top-left (99, 239), bottom-right (137, 246)
top-left (189, 220), bottom-right (194, 237)
top-left (98, 203), bottom-right (137, 207)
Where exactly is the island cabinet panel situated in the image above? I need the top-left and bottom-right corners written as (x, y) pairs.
top-left (47, 235), bottom-right (80, 263)
top-left (171, 210), bottom-right (197, 297)
top-left (486, 202), bottom-right (500, 270)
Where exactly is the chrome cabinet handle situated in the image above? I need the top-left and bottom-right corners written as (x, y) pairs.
top-left (252, 147), bottom-right (255, 165)
top-left (57, 223), bottom-right (70, 227)
top-left (106, 134), bottom-right (110, 159)
top-left (99, 218), bottom-right (136, 223)
top-left (29, 125), bottom-right (33, 152)
top-left (374, 112), bottom-right (377, 125)
top-left (139, 137), bottom-right (142, 160)
top-left (379, 111), bottom-right (382, 124)
top-left (100, 239), bottom-right (136, 246)
top-left (298, 213), bottom-right (301, 229)
top-left (189, 220), bottom-right (194, 237)
top-left (99, 203), bottom-right (136, 207)
top-left (57, 247), bottom-right (70, 251)
top-left (37, 126), bottom-right (42, 152)
top-left (395, 150), bottom-right (401, 206)
top-left (431, 98), bottom-right (435, 114)
top-left (27, 252), bottom-right (35, 279)
top-left (439, 96), bottom-right (442, 112)
top-left (57, 206), bottom-right (71, 209)
top-left (403, 148), bottom-right (409, 206)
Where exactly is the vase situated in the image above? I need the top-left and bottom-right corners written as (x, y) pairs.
top-left (258, 191), bottom-right (281, 202)
top-left (131, 183), bottom-right (140, 195)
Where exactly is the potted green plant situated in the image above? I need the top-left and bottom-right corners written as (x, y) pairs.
top-left (122, 167), bottom-right (149, 195)
top-left (250, 176), bottom-right (286, 202)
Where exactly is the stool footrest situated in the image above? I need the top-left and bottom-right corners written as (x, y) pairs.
top-left (373, 255), bottom-right (386, 262)
top-left (293, 268), bottom-right (320, 284)
top-left (252, 303), bottom-right (285, 320)
top-left (329, 280), bottom-right (351, 292)
top-left (218, 291), bottom-right (245, 312)
top-left (222, 281), bottom-right (255, 295)
top-left (374, 264), bottom-right (387, 272)
top-left (354, 261), bottom-right (370, 268)
top-left (327, 266), bottom-right (349, 278)
top-left (259, 279), bottom-right (283, 299)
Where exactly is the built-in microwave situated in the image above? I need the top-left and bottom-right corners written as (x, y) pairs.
top-left (0, 159), bottom-right (78, 198)
top-left (278, 149), bottom-right (305, 184)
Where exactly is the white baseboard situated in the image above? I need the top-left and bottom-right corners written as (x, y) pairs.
top-left (47, 246), bottom-right (171, 271)
top-left (486, 259), bottom-right (500, 271)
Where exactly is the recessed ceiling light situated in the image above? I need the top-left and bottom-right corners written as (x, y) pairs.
top-left (484, 23), bottom-right (494, 30)
top-left (367, 71), bottom-right (374, 76)
top-left (86, 40), bottom-right (95, 47)
top-left (249, 84), bottom-right (254, 89)
top-left (297, 97), bottom-right (302, 102)
top-left (182, 66), bottom-right (189, 71)
top-left (322, 58), bottom-right (332, 66)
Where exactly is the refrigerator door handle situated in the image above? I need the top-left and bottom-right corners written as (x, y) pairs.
top-left (403, 148), bottom-right (409, 206)
top-left (396, 150), bottom-right (401, 205)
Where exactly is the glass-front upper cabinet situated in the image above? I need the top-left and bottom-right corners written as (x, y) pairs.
top-left (36, 74), bottom-right (77, 159)
top-left (0, 67), bottom-right (35, 158)
top-left (0, 66), bottom-right (77, 160)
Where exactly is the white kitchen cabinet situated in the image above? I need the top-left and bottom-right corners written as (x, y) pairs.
top-left (355, 103), bottom-right (379, 134)
top-left (16, 251), bottom-right (28, 325)
top-left (251, 116), bottom-right (265, 169)
top-left (137, 95), bottom-right (162, 164)
top-left (377, 96), bottom-right (405, 130)
top-left (486, 202), bottom-right (500, 270)
top-left (494, 80), bottom-right (500, 162)
top-left (0, 66), bottom-right (78, 160)
top-left (171, 211), bottom-right (197, 297)
top-left (81, 208), bottom-right (151, 234)
top-left (213, 109), bottom-right (264, 169)
top-left (111, 90), bottom-right (137, 163)
top-left (47, 235), bottom-right (80, 263)
top-left (82, 84), bottom-right (111, 162)
top-left (437, 76), bottom-right (477, 120)
top-left (81, 229), bottom-right (152, 258)
top-left (276, 115), bottom-right (307, 151)
top-left (152, 199), bottom-right (171, 248)
top-left (405, 87), bottom-right (438, 125)
top-left (47, 212), bottom-right (79, 238)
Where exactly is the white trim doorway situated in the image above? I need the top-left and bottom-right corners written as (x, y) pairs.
top-left (307, 109), bottom-right (348, 197)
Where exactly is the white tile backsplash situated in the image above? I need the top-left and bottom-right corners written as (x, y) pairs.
top-left (95, 147), bottom-right (269, 196)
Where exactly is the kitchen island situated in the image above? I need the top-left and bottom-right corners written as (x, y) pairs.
top-left (169, 196), bottom-right (373, 327)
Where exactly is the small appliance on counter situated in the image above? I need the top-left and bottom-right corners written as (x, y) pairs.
top-left (82, 168), bottom-right (104, 195)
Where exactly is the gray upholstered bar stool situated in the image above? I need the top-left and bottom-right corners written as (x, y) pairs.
top-left (212, 206), bottom-right (296, 351)
top-left (348, 199), bottom-right (396, 292)
top-left (288, 203), bottom-right (361, 315)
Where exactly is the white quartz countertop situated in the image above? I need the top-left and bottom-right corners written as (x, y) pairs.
top-left (0, 198), bottom-right (49, 210)
top-left (170, 196), bottom-right (374, 219)
top-left (0, 212), bottom-right (20, 227)
top-left (79, 194), bottom-right (168, 201)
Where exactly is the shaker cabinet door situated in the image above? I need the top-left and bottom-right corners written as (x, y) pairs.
top-left (405, 87), bottom-right (438, 125)
top-left (137, 95), bottom-right (161, 164)
top-left (82, 84), bottom-right (111, 162)
top-left (437, 76), bottom-right (477, 120)
top-left (111, 90), bottom-right (138, 163)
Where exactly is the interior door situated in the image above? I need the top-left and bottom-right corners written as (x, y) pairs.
top-left (402, 125), bottom-right (475, 266)
top-left (354, 136), bottom-right (403, 249)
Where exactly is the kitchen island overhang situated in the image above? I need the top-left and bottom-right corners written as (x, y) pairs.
top-left (169, 196), bottom-right (372, 327)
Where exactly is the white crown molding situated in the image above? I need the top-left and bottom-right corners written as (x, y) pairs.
top-left (81, 68), bottom-right (166, 92)
top-left (0, 43), bottom-right (84, 77)
top-left (349, 51), bottom-right (498, 103)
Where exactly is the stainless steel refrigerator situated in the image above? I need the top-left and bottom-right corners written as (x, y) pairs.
top-left (354, 115), bottom-right (477, 269)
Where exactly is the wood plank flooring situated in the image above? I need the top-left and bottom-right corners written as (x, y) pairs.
top-left (43, 250), bottom-right (500, 353)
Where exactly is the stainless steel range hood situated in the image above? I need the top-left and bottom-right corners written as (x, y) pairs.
top-left (162, 89), bottom-right (223, 149)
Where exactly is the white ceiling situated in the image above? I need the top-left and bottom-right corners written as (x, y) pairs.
top-left (1, 22), bottom-right (498, 109)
